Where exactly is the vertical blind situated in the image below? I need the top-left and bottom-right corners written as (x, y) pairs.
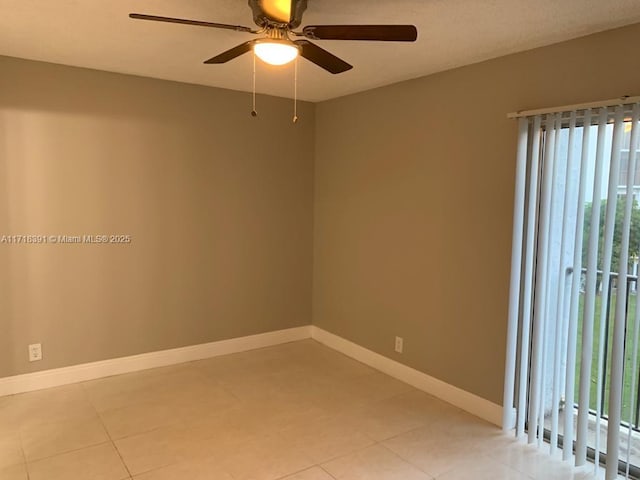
top-left (503, 100), bottom-right (640, 480)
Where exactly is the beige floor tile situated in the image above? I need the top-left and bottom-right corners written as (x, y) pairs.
top-left (132, 455), bottom-right (233, 480)
top-left (0, 395), bottom-right (12, 410)
top-left (382, 416), bottom-right (498, 478)
top-left (279, 466), bottom-right (336, 479)
top-left (83, 365), bottom-right (189, 402)
top-left (83, 365), bottom-right (229, 413)
top-left (2, 385), bottom-right (96, 430)
top-left (273, 368), bottom-right (335, 393)
top-left (195, 398), bottom-right (326, 439)
top-left (100, 400), bottom-right (184, 440)
top-left (429, 408), bottom-right (502, 440)
top-left (1, 340), bottom-right (609, 480)
top-left (27, 442), bottom-right (129, 480)
top-left (220, 373), bottom-right (305, 404)
top-left (301, 348), bottom-right (375, 379)
top-left (0, 462), bottom-right (28, 480)
top-left (100, 384), bottom-right (238, 439)
top-left (322, 444), bottom-right (432, 480)
top-left (340, 390), bottom-right (460, 441)
top-left (193, 344), bottom-right (313, 383)
top-left (114, 422), bottom-right (226, 476)
top-left (188, 397), bottom-right (326, 450)
top-left (436, 455), bottom-right (531, 480)
top-left (219, 432), bottom-right (315, 480)
top-left (287, 373), bottom-right (412, 418)
top-left (299, 389), bottom-right (367, 416)
top-left (531, 461), bottom-right (607, 480)
top-left (194, 403), bottom-right (275, 438)
top-left (213, 358), bottom-right (357, 407)
top-left (280, 415), bottom-right (374, 464)
top-left (160, 382), bottom-right (237, 413)
top-left (0, 396), bottom-right (17, 432)
top-left (21, 414), bottom-right (109, 461)
top-left (330, 372), bottom-right (414, 404)
top-left (199, 340), bottom-right (370, 384)
top-left (489, 440), bottom-right (605, 480)
top-left (274, 339), bottom-right (336, 360)
top-left (0, 432), bottom-right (24, 469)
top-left (488, 438), bottom-right (561, 477)
top-left (83, 366), bottom-right (164, 409)
top-left (576, 466), bottom-right (626, 480)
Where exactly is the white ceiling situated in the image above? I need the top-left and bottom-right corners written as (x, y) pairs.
top-left (1, 0), bottom-right (640, 102)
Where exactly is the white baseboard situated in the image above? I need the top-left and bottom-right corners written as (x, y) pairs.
top-left (0, 325), bottom-right (312, 397)
top-left (311, 326), bottom-right (504, 427)
top-left (1, 324), bottom-right (504, 428)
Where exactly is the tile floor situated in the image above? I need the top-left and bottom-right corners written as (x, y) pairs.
top-left (0, 339), bottom-right (620, 479)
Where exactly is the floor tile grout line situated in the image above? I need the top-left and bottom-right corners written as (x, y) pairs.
top-left (85, 384), bottom-right (135, 480)
top-left (17, 429), bottom-right (31, 480)
top-left (318, 464), bottom-right (339, 479)
top-left (270, 464), bottom-right (339, 480)
top-left (318, 440), bottom-right (437, 480)
top-left (272, 465), bottom-right (321, 479)
top-left (122, 459), bottom-right (186, 479)
top-left (375, 440), bottom-right (438, 479)
top-left (485, 440), bottom-right (571, 480)
top-left (16, 385), bottom-right (112, 467)
top-left (22, 439), bottom-right (113, 465)
top-left (106, 423), bottom-right (170, 442)
top-left (80, 378), bottom-right (180, 442)
top-left (110, 437), bottom-right (134, 479)
top-left (181, 360), bottom-right (246, 404)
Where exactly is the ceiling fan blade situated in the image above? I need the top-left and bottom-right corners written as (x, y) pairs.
top-left (302, 25), bottom-right (418, 42)
top-left (295, 40), bottom-right (352, 74)
top-left (129, 13), bottom-right (256, 33)
top-left (204, 41), bottom-right (256, 64)
top-left (259, 0), bottom-right (292, 23)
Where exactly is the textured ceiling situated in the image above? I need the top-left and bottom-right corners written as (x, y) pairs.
top-left (1, 0), bottom-right (640, 102)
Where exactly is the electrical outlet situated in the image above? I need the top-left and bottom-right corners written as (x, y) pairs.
top-left (395, 336), bottom-right (404, 353)
top-left (28, 343), bottom-right (42, 362)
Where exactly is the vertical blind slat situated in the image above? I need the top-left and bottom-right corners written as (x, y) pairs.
top-left (605, 107), bottom-right (630, 480)
top-left (576, 108), bottom-right (610, 465)
top-left (517, 115), bottom-right (542, 437)
top-left (538, 115), bottom-right (561, 446)
top-left (563, 109), bottom-right (591, 461)
top-left (550, 112), bottom-right (577, 453)
top-left (626, 292), bottom-right (640, 480)
top-left (544, 113), bottom-right (564, 452)
top-left (528, 114), bottom-right (557, 444)
top-left (503, 117), bottom-right (531, 431)
top-left (594, 107), bottom-right (624, 472)
top-left (624, 105), bottom-right (640, 479)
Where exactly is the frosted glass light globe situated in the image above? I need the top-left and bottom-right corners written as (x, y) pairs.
top-left (254, 41), bottom-right (299, 66)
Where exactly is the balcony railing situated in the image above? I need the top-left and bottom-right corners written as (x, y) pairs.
top-left (577, 268), bottom-right (640, 430)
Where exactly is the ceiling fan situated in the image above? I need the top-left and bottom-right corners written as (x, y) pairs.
top-left (129, 0), bottom-right (418, 74)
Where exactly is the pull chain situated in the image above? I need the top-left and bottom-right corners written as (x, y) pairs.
top-left (251, 52), bottom-right (257, 117)
top-left (292, 56), bottom-right (298, 123)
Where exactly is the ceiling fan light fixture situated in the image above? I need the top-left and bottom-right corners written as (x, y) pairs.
top-left (259, 0), bottom-right (292, 23)
top-left (254, 40), bottom-right (299, 66)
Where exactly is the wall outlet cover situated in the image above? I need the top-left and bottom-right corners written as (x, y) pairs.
top-left (28, 343), bottom-right (42, 362)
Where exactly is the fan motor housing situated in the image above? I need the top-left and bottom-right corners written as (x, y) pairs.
top-left (248, 0), bottom-right (308, 29)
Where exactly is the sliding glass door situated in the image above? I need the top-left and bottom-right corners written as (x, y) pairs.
top-left (504, 103), bottom-right (640, 480)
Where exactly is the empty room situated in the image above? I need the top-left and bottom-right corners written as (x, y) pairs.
top-left (2, 1), bottom-right (640, 479)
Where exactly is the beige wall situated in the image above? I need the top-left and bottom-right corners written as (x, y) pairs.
top-left (313, 23), bottom-right (640, 405)
top-left (0, 56), bottom-right (315, 377)
top-left (3, 22), bottom-right (640, 404)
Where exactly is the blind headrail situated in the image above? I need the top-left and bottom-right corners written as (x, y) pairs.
top-left (507, 95), bottom-right (640, 119)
